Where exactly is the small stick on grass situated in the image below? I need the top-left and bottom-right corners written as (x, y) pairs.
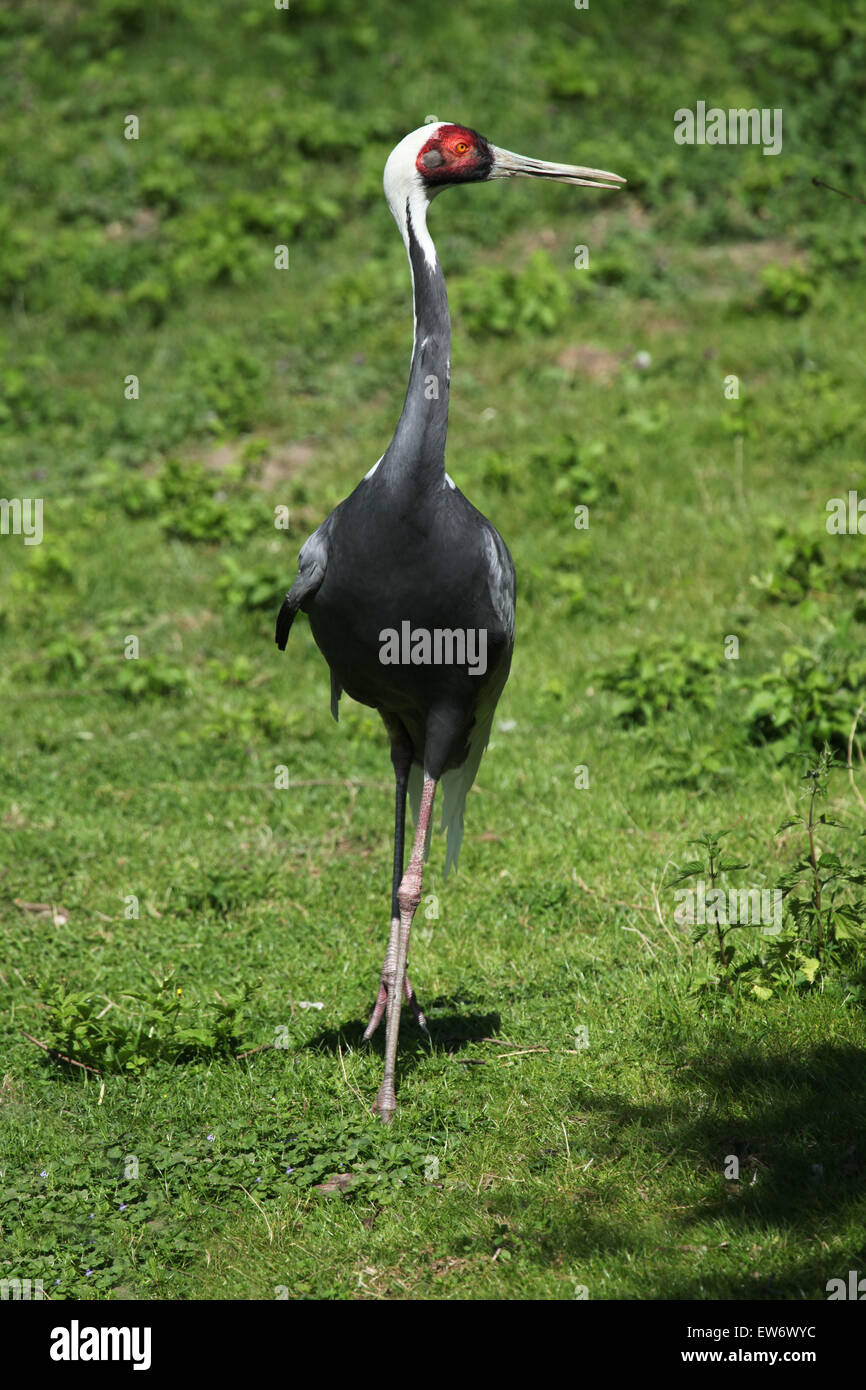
top-left (21, 1031), bottom-right (102, 1076)
top-left (812, 176), bottom-right (866, 206)
top-left (621, 923), bottom-right (658, 958)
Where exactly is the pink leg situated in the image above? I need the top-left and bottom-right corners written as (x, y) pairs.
top-left (364, 734), bottom-right (428, 1042)
top-left (373, 773), bottom-right (437, 1123)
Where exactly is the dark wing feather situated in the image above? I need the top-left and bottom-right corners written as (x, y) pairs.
top-left (275, 524), bottom-right (329, 651)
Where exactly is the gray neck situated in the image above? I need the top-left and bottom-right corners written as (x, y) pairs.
top-left (381, 198), bottom-right (450, 488)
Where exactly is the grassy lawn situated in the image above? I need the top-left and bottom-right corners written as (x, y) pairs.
top-left (1, 0), bottom-right (865, 1301)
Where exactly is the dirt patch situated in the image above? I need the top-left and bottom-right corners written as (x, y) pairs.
top-left (258, 441), bottom-right (318, 491)
top-left (556, 343), bottom-right (623, 382)
top-left (198, 436), bottom-right (318, 491)
top-left (582, 202), bottom-right (653, 243)
top-left (688, 238), bottom-right (807, 293)
top-left (683, 238), bottom-right (807, 302)
top-left (201, 440), bottom-right (243, 472)
top-left (104, 207), bottom-right (160, 241)
top-left (500, 200), bottom-right (653, 265)
top-left (721, 239), bottom-right (805, 270)
top-left (631, 306), bottom-right (690, 339)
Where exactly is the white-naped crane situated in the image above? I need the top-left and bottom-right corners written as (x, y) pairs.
top-left (276, 122), bottom-right (624, 1121)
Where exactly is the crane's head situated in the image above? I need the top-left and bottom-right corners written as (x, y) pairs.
top-left (384, 121), bottom-right (625, 232)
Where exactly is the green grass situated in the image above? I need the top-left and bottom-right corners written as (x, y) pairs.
top-left (1, 0), bottom-right (866, 1300)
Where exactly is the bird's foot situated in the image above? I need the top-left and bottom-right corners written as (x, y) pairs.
top-left (363, 970), bottom-right (429, 1042)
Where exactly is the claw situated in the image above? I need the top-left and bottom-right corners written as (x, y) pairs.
top-left (407, 980), bottom-right (430, 1038)
top-left (363, 982), bottom-right (388, 1042)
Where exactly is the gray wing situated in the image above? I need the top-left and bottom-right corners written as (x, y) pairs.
top-left (275, 520), bottom-right (344, 721)
top-left (275, 523), bottom-right (329, 651)
top-left (481, 523), bottom-right (516, 644)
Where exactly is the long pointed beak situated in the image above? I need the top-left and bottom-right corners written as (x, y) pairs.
top-left (489, 145), bottom-right (626, 191)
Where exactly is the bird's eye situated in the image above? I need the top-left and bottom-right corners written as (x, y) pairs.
top-left (454, 141), bottom-right (470, 154)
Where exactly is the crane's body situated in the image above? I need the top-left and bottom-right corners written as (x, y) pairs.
top-left (277, 122), bottom-right (624, 1120)
top-left (289, 479), bottom-right (514, 868)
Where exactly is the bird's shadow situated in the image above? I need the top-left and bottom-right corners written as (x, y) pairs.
top-left (305, 998), bottom-right (501, 1061)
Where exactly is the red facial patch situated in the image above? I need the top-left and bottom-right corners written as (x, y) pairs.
top-left (416, 124), bottom-right (493, 185)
